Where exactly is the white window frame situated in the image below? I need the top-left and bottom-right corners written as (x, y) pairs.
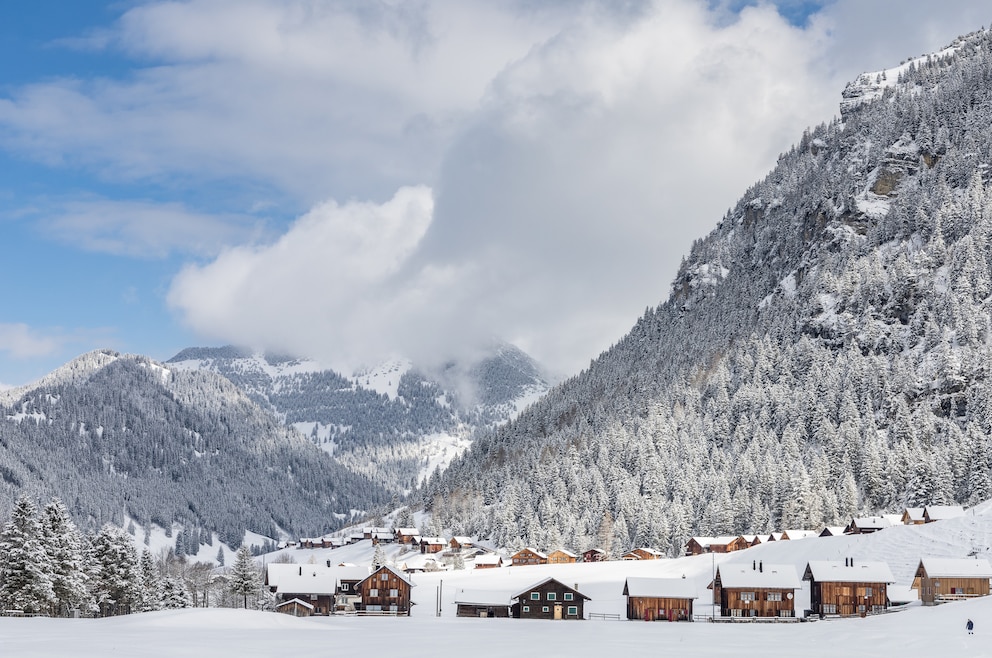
top-left (530, 592), bottom-right (540, 601)
top-left (369, 588), bottom-right (378, 597)
top-left (564, 592), bottom-right (574, 601)
top-left (567, 606), bottom-right (578, 616)
top-left (547, 592), bottom-right (557, 601)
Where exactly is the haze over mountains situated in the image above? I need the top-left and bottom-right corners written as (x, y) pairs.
top-left (424, 29), bottom-right (992, 555)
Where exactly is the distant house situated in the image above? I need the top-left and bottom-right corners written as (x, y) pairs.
top-left (363, 526), bottom-right (391, 540)
top-left (356, 565), bottom-right (415, 615)
top-left (275, 598), bottom-right (314, 617)
top-left (474, 554), bottom-right (504, 569)
top-left (395, 528), bottom-right (419, 544)
top-left (803, 559), bottom-right (894, 617)
top-left (547, 549), bottom-right (579, 564)
top-left (818, 526), bottom-right (847, 537)
top-left (768, 532), bottom-right (784, 542)
top-left (267, 564), bottom-right (369, 615)
top-left (582, 548), bottom-right (607, 563)
top-left (450, 536), bottom-right (474, 551)
top-left (923, 505), bottom-right (966, 523)
top-left (912, 558), bottom-right (992, 605)
top-left (511, 548), bottom-right (548, 566)
top-left (454, 589), bottom-right (513, 618)
top-left (684, 536), bottom-right (745, 556)
top-left (622, 547), bottom-right (665, 561)
top-left (845, 516), bottom-right (894, 534)
top-left (512, 578), bottom-right (589, 620)
top-left (623, 577), bottom-right (697, 621)
top-left (901, 508), bottom-right (925, 525)
top-left (420, 537), bottom-right (446, 554)
top-left (712, 562), bottom-right (801, 618)
top-left (780, 529), bottom-right (817, 541)
top-left (371, 531), bottom-right (394, 544)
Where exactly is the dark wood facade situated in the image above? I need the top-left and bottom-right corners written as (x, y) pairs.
top-left (514, 578), bottom-right (588, 620)
top-left (511, 548), bottom-right (548, 566)
top-left (711, 565), bottom-right (799, 618)
top-left (583, 548), bottom-right (607, 563)
top-left (356, 566), bottom-right (414, 615)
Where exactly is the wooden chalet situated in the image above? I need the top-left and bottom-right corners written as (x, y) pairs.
top-left (276, 598), bottom-right (314, 617)
top-left (512, 578), bottom-right (589, 620)
top-left (623, 577), bottom-right (696, 621)
top-left (684, 536), bottom-right (746, 556)
top-left (363, 526), bottom-right (391, 540)
top-left (818, 526), bottom-right (847, 537)
top-left (803, 559), bottom-right (894, 617)
top-left (923, 505), bottom-right (966, 523)
top-left (474, 554), bottom-right (504, 569)
top-left (268, 564), bottom-right (369, 615)
top-left (511, 548), bottom-right (548, 566)
top-left (450, 536), bottom-right (474, 551)
top-left (768, 532), bottom-right (784, 541)
top-left (738, 535), bottom-right (759, 548)
top-left (623, 547), bottom-right (665, 561)
top-left (901, 508), bottom-right (925, 525)
top-left (845, 516), bottom-right (894, 534)
top-left (912, 558), bottom-right (992, 605)
top-left (780, 529), bottom-right (817, 541)
top-left (420, 537), bottom-right (446, 554)
top-left (395, 527), bottom-right (420, 544)
top-left (547, 549), bottom-right (579, 564)
top-left (712, 562), bottom-right (801, 618)
top-left (454, 589), bottom-right (513, 618)
top-left (356, 565), bottom-right (415, 615)
top-left (583, 548), bottom-right (608, 562)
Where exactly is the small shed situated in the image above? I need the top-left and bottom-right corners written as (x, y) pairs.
top-left (454, 589), bottom-right (513, 618)
top-left (276, 598), bottom-right (314, 617)
top-left (901, 508), bottom-right (925, 525)
top-left (923, 505), bottom-right (966, 523)
top-left (845, 517), bottom-right (894, 534)
top-left (623, 577), bottom-right (696, 621)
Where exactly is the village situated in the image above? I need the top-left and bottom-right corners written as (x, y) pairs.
top-left (263, 503), bottom-right (992, 623)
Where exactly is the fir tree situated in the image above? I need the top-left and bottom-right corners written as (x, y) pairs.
top-left (229, 546), bottom-right (259, 609)
top-left (41, 498), bottom-right (90, 616)
top-left (0, 495), bottom-right (55, 614)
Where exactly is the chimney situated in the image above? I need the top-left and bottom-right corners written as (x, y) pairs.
top-left (299, 566), bottom-right (302, 575)
top-left (327, 560), bottom-right (332, 568)
top-left (759, 561), bottom-right (763, 573)
top-left (753, 560), bottom-right (757, 571)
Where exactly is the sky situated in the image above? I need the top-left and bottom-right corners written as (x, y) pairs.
top-left (0, 0), bottom-right (990, 388)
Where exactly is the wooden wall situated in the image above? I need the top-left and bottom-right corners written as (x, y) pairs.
top-left (916, 576), bottom-right (990, 604)
top-left (719, 588), bottom-right (794, 617)
top-left (627, 596), bottom-right (693, 621)
top-left (358, 570), bottom-right (412, 615)
top-left (812, 581), bottom-right (887, 616)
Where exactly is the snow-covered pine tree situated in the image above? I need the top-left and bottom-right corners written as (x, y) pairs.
top-left (138, 549), bottom-right (163, 612)
top-left (40, 498), bottom-right (90, 616)
top-left (229, 546), bottom-right (259, 609)
top-left (91, 523), bottom-right (141, 616)
top-left (161, 576), bottom-right (189, 609)
top-left (0, 495), bottom-right (55, 614)
top-left (371, 544), bottom-right (386, 571)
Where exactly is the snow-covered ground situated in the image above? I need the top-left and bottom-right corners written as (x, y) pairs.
top-left (6, 507), bottom-right (992, 655)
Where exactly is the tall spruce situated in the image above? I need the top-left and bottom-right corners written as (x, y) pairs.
top-left (0, 495), bottom-right (55, 614)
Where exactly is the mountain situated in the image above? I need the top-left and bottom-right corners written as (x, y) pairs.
top-left (166, 342), bottom-right (551, 493)
top-left (424, 30), bottom-right (992, 555)
top-left (0, 350), bottom-right (390, 547)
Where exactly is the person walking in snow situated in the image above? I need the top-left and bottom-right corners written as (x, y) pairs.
top-left (967, 619), bottom-right (974, 634)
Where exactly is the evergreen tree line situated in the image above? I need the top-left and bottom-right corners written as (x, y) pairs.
top-left (422, 30), bottom-right (992, 556)
top-left (0, 495), bottom-right (264, 616)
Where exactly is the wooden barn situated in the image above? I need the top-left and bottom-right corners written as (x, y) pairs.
top-left (623, 577), bottom-right (697, 621)
top-left (356, 565), bottom-right (415, 615)
top-left (275, 598), bottom-right (314, 617)
top-left (901, 508), bottom-right (925, 525)
top-left (711, 562), bottom-right (801, 618)
top-left (512, 578), bottom-right (589, 620)
top-left (912, 558), bottom-right (992, 605)
top-left (511, 548), bottom-right (548, 566)
top-left (803, 559), bottom-right (894, 617)
top-left (474, 554), bottom-right (504, 569)
top-left (923, 505), bottom-right (966, 523)
top-left (547, 549), bottom-right (579, 564)
top-left (453, 589), bottom-right (513, 618)
top-left (845, 517), bottom-right (894, 534)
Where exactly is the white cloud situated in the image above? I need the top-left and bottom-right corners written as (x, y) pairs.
top-left (0, 324), bottom-right (62, 359)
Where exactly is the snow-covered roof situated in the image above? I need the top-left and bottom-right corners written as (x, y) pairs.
top-left (623, 577), bottom-right (697, 599)
top-left (882, 514), bottom-right (903, 526)
top-left (924, 505), bottom-right (966, 521)
top-left (451, 536), bottom-right (473, 545)
top-left (273, 565), bottom-right (370, 596)
top-left (804, 561), bottom-right (895, 584)
top-left (690, 536), bottom-right (739, 547)
top-left (511, 577), bottom-right (589, 601)
top-left (358, 565), bottom-right (415, 588)
top-left (851, 516), bottom-right (894, 530)
top-left (717, 564), bottom-right (802, 590)
top-left (452, 589), bottom-right (514, 606)
top-left (395, 527), bottom-right (419, 535)
top-left (902, 508), bottom-right (925, 522)
top-left (548, 548), bottom-right (578, 558)
top-left (512, 547), bottom-right (548, 559)
top-left (739, 535), bottom-right (757, 543)
top-left (276, 598), bottom-right (314, 610)
top-left (474, 554), bottom-right (504, 566)
top-left (917, 558), bottom-right (992, 579)
top-left (781, 529), bottom-right (817, 540)
top-left (819, 527), bottom-right (847, 537)
top-left (421, 536), bottom-right (446, 545)
top-left (769, 532), bottom-right (784, 541)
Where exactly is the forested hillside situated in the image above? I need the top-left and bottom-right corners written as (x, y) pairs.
top-left (424, 30), bottom-right (992, 556)
top-left (0, 350), bottom-right (389, 547)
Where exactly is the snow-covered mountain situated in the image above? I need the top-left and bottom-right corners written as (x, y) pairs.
top-left (166, 342), bottom-right (551, 493)
top-left (425, 29), bottom-right (992, 554)
top-left (0, 350), bottom-right (391, 546)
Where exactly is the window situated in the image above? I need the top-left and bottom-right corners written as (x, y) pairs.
top-left (367, 604), bottom-right (381, 612)
top-left (739, 592), bottom-right (755, 601)
top-left (531, 592), bottom-right (540, 601)
top-left (389, 605), bottom-right (398, 612)
top-left (767, 592), bottom-right (782, 601)
top-left (389, 589), bottom-right (398, 597)
top-left (779, 610), bottom-right (792, 618)
top-left (341, 584), bottom-right (349, 592)
top-left (564, 593), bottom-right (573, 601)
top-left (822, 604), bottom-right (837, 614)
top-left (864, 587), bottom-right (872, 596)
top-left (380, 573), bottom-right (388, 581)
top-left (523, 606), bottom-right (530, 613)
top-left (369, 588), bottom-right (378, 597)
top-left (858, 605), bottom-right (866, 613)
top-left (542, 606), bottom-right (549, 613)
top-left (567, 606), bottom-right (578, 616)
top-left (730, 609), bottom-right (742, 617)
top-left (547, 593), bottom-right (557, 601)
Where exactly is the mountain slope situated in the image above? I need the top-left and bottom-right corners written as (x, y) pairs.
top-left (167, 342), bottom-right (550, 492)
top-left (0, 351), bottom-right (390, 546)
top-left (425, 29), bottom-right (992, 555)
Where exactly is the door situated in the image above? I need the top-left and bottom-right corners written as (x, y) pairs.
top-left (554, 604), bottom-right (563, 620)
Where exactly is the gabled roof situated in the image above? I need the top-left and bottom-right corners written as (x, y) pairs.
top-left (276, 598), bottom-right (314, 610)
top-left (474, 554), bottom-right (504, 566)
top-left (548, 548), bottom-right (578, 558)
top-left (769, 532), bottom-right (784, 541)
top-left (850, 516), bottom-right (894, 530)
top-left (716, 564), bottom-right (802, 590)
top-left (451, 536), bottom-right (473, 544)
top-left (916, 558), bottom-right (992, 579)
top-left (924, 505), bottom-right (966, 521)
top-left (395, 527), bottom-right (419, 535)
top-left (804, 561), bottom-right (895, 584)
top-left (357, 565), bottom-right (415, 588)
top-left (512, 547), bottom-right (548, 559)
top-left (623, 577), bottom-right (697, 599)
top-left (781, 529), bottom-right (817, 540)
top-left (819, 526), bottom-right (847, 537)
top-left (689, 536), bottom-right (739, 547)
top-left (421, 536), bottom-right (446, 545)
top-left (902, 508), bottom-right (925, 522)
top-left (512, 577), bottom-right (590, 601)
top-left (273, 565), bottom-right (370, 596)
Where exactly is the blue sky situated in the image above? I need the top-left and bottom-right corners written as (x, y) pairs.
top-left (0, 0), bottom-right (989, 388)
